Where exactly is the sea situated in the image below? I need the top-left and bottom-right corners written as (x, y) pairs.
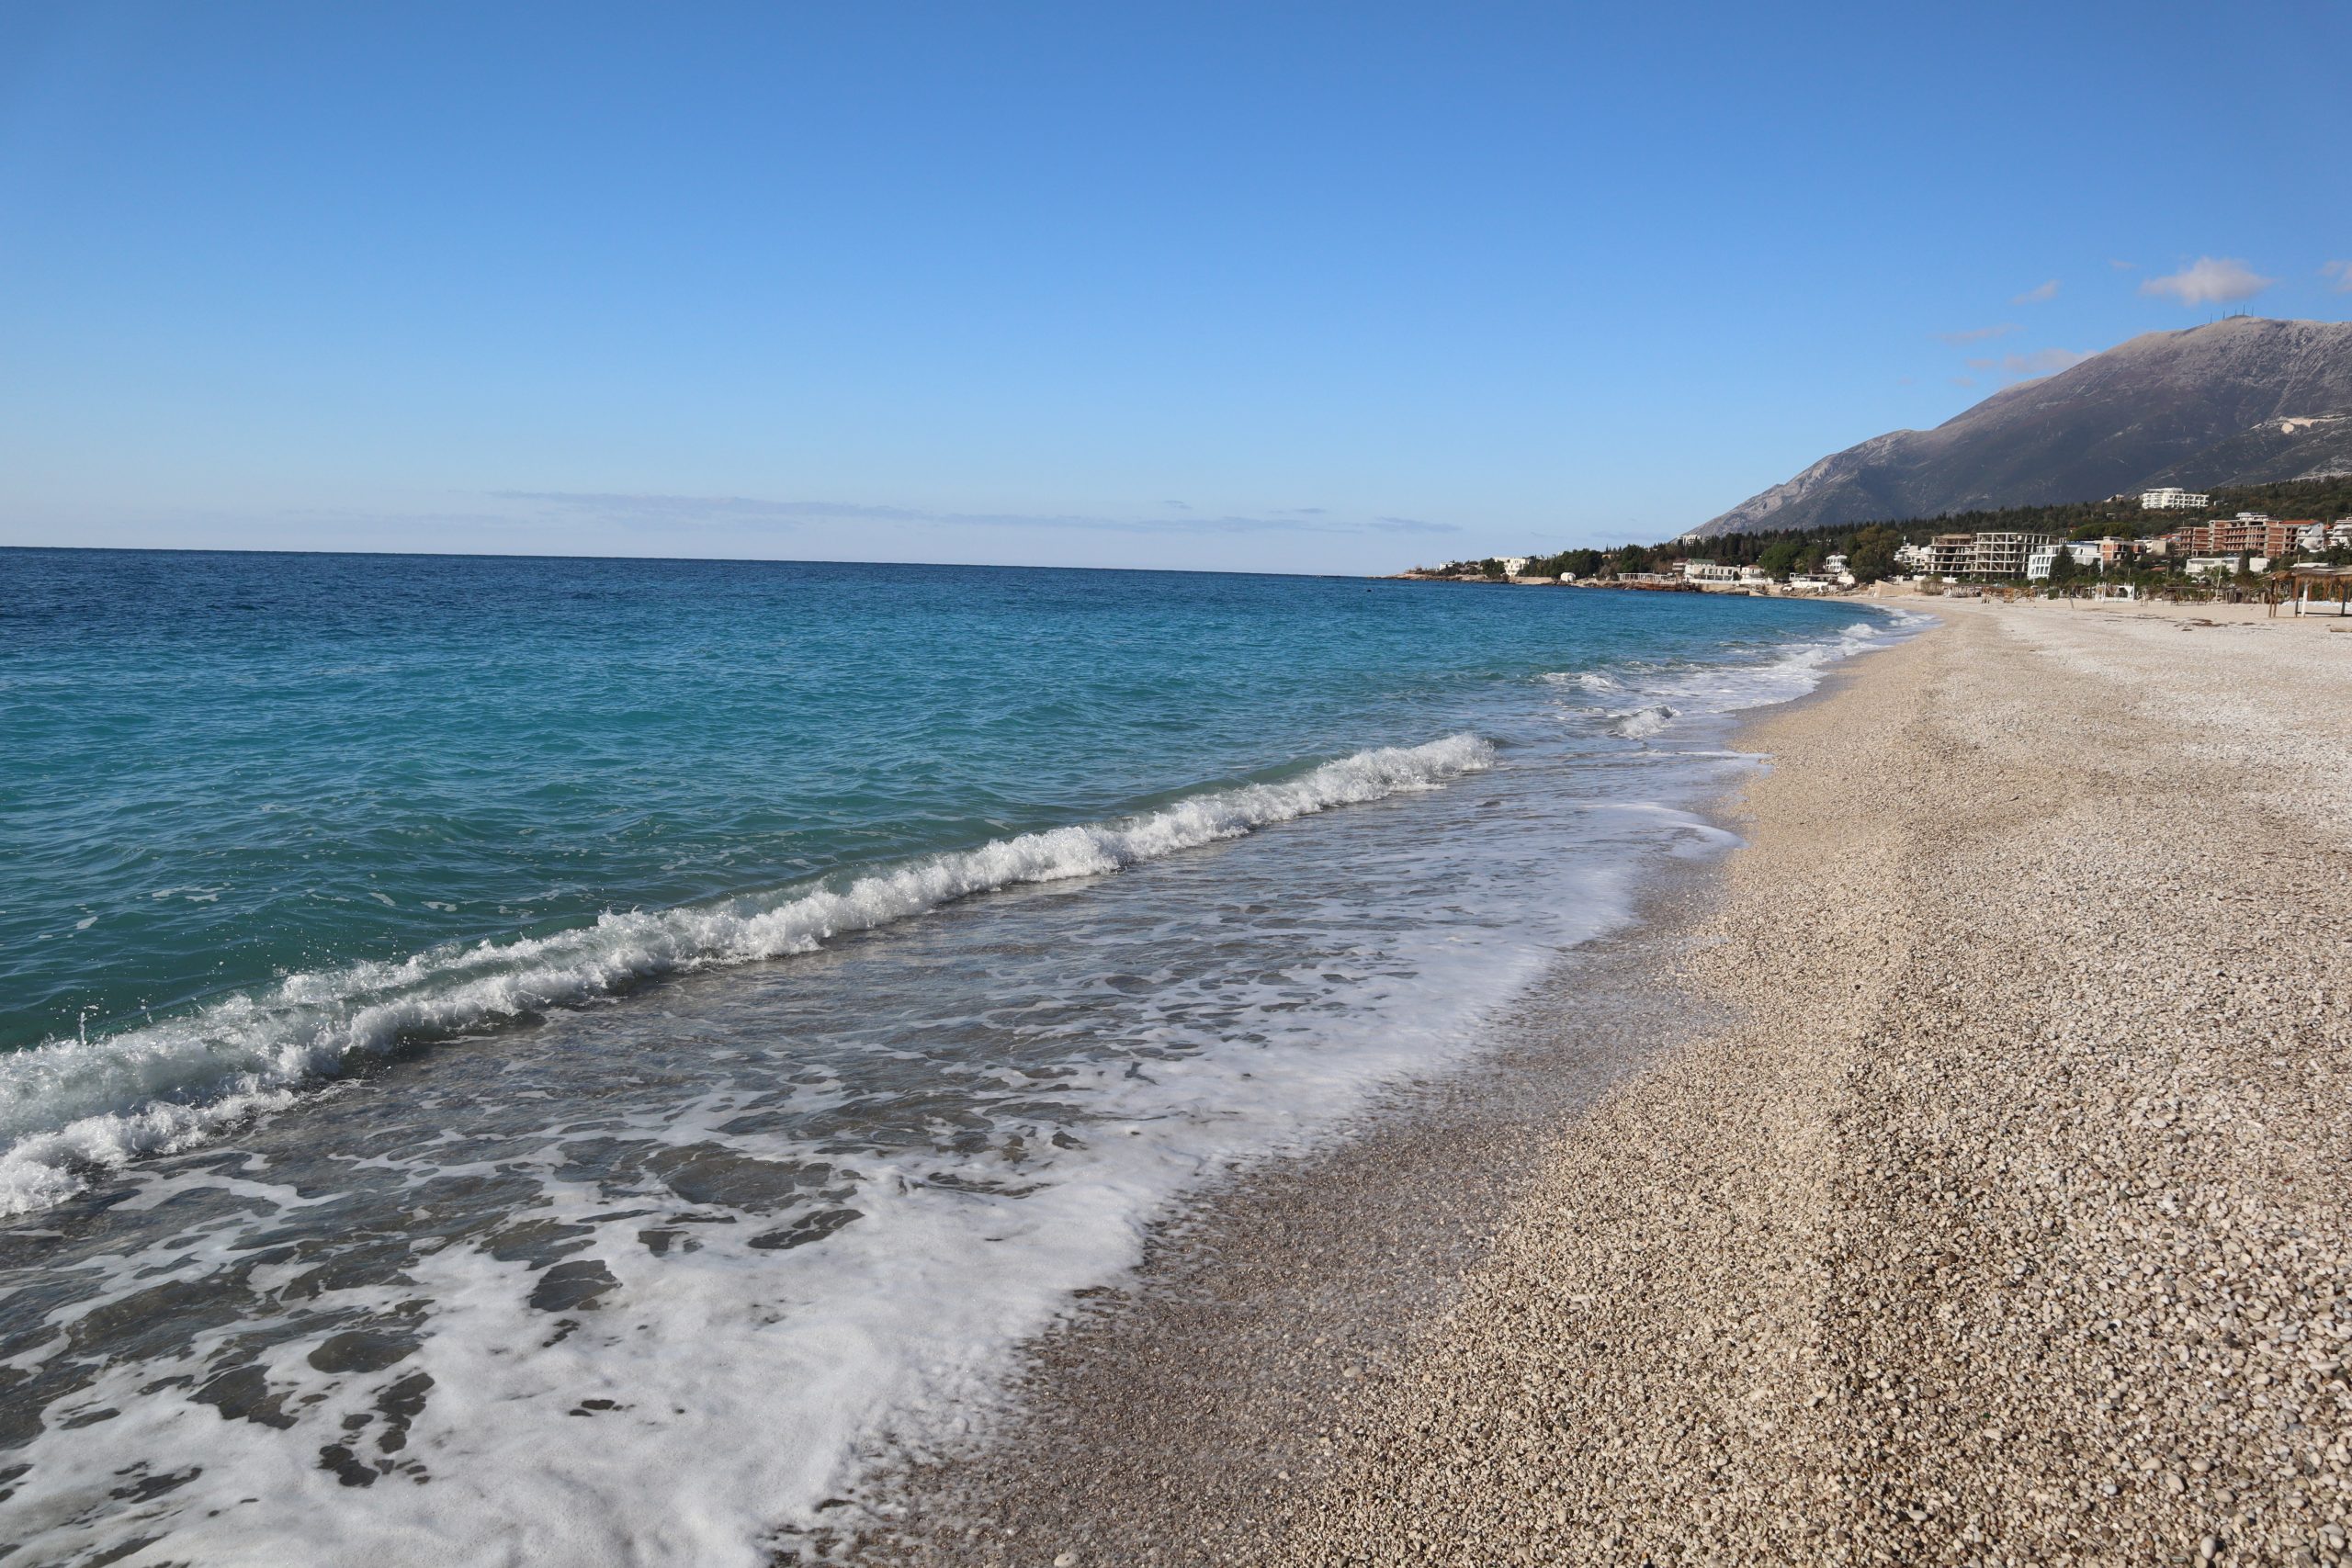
top-left (0, 548), bottom-right (1917, 1564)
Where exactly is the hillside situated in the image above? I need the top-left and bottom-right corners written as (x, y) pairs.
top-left (1693, 317), bottom-right (2352, 538)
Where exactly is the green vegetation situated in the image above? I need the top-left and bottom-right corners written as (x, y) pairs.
top-left (1645, 476), bottom-right (2352, 579)
top-left (1441, 477), bottom-right (2350, 591)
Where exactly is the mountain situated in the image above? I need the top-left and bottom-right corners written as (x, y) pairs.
top-left (1692, 317), bottom-right (2352, 538)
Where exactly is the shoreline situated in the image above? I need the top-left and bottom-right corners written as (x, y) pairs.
top-left (822, 639), bottom-right (1883, 1564)
top-left (846, 601), bottom-right (2352, 1565)
top-left (813, 816), bottom-right (1742, 1564)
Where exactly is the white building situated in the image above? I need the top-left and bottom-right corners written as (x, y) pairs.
top-left (2025, 540), bottom-right (2103, 581)
top-left (1498, 557), bottom-right (1532, 577)
top-left (1681, 560), bottom-right (1741, 583)
top-left (1893, 541), bottom-right (1933, 573)
top-left (2183, 555), bottom-right (2266, 579)
top-left (2141, 487), bottom-right (2211, 512)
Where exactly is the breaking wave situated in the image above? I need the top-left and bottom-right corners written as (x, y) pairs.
top-left (1608, 704), bottom-right (1680, 738)
top-left (0, 733), bottom-right (1493, 1215)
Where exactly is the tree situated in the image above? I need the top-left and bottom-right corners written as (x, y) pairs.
top-left (1755, 539), bottom-right (1803, 580)
top-left (2045, 543), bottom-right (2082, 591)
top-left (1615, 543), bottom-right (1654, 574)
top-left (1848, 525), bottom-right (1900, 582)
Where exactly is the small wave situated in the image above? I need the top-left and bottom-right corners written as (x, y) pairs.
top-left (0, 734), bottom-right (1494, 1216)
top-left (1608, 704), bottom-right (1679, 739)
top-left (1549, 605), bottom-right (1923, 741)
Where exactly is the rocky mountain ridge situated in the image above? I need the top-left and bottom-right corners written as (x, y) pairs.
top-left (1695, 317), bottom-right (2352, 537)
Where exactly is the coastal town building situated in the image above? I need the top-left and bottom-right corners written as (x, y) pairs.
top-left (2024, 540), bottom-right (2102, 581)
top-left (1916, 531), bottom-right (2061, 581)
top-left (2141, 487), bottom-right (2211, 511)
top-left (1927, 534), bottom-right (1974, 580)
top-left (1680, 560), bottom-right (1741, 584)
top-left (1968, 532), bottom-right (2053, 579)
top-left (2161, 513), bottom-right (2301, 560)
top-left (1498, 557), bottom-right (1532, 578)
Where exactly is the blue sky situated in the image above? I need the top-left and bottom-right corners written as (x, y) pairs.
top-left (2, 1), bottom-right (2346, 572)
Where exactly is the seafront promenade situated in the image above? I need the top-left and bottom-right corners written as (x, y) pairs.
top-left (872, 601), bottom-right (2352, 1567)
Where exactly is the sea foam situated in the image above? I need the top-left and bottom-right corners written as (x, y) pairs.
top-left (0, 734), bottom-right (1493, 1217)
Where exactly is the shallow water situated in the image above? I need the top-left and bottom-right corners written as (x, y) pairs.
top-left (0, 550), bottom-right (1916, 1563)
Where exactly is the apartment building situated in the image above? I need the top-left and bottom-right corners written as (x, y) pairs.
top-left (1968, 532), bottom-right (2055, 579)
top-left (1926, 534), bottom-right (1975, 579)
top-left (2162, 513), bottom-right (2301, 559)
top-left (2025, 540), bottom-right (2103, 580)
top-left (2141, 487), bottom-right (2211, 511)
top-left (1918, 531), bottom-right (2057, 580)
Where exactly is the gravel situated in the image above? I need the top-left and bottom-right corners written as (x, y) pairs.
top-left (1285, 602), bottom-right (2352, 1566)
top-left (847, 602), bottom-right (2352, 1567)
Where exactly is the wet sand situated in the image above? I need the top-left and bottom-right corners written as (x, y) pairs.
top-left (842, 602), bottom-right (2352, 1567)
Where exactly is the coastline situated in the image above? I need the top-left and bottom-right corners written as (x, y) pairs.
top-left (849, 600), bottom-right (2352, 1565)
top-left (814, 807), bottom-right (1742, 1565)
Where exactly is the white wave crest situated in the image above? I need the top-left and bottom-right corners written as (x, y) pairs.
top-left (0, 733), bottom-right (1494, 1217)
top-left (1547, 604), bottom-right (1926, 741)
top-left (1608, 704), bottom-right (1679, 739)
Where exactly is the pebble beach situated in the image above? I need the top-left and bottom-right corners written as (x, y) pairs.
top-left (866, 599), bottom-right (2352, 1567)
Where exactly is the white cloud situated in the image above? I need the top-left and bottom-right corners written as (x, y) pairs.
top-left (2109, 258), bottom-right (2138, 270)
top-left (2324, 261), bottom-right (2352, 293)
top-left (1936, 322), bottom-right (2018, 345)
top-left (2011, 279), bottom-right (2061, 304)
top-left (486, 491), bottom-right (1451, 536)
top-left (2140, 256), bottom-right (2275, 306)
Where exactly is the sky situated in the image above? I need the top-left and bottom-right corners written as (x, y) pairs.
top-left (1, 1), bottom-right (2346, 574)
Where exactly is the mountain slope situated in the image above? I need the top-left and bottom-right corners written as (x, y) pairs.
top-left (1695, 318), bottom-right (2352, 537)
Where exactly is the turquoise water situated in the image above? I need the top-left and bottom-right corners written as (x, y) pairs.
top-left (0, 547), bottom-right (1908, 1564)
top-left (6, 549), bottom-right (1870, 1059)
